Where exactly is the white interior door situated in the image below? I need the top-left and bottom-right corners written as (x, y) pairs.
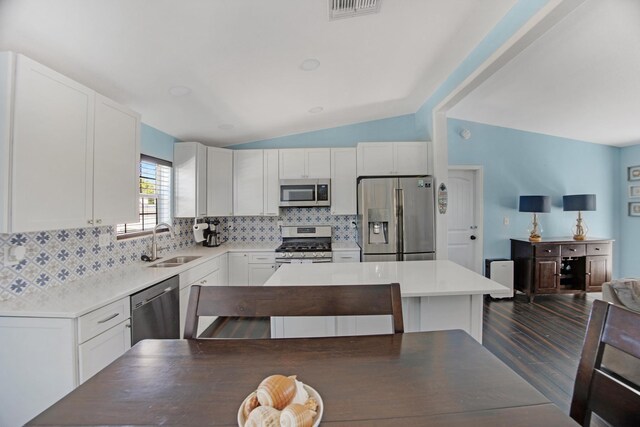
top-left (447, 168), bottom-right (480, 272)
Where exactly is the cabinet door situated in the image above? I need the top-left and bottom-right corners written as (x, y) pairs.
top-left (586, 256), bottom-right (611, 290)
top-left (263, 150), bottom-right (280, 216)
top-left (11, 54), bottom-right (95, 232)
top-left (233, 150), bottom-right (263, 215)
top-left (279, 149), bottom-right (306, 179)
top-left (394, 142), bottom-right (429, 175)
top-left (305, 149), bottom-right (331, 178)
top-left (228, 252), bottom-right (249, 286)
top-left (357, 143), bottom-right (394, 176)
top-left (207, 147), bottom-right (233, 216)
top-left (93, 94), bottom-right (140, 226)
top-left (78, 320), bottom-right (131, 384)
top-left (174, 142), bottom-right (201, 218)
top-left (535, 257), bottom-right (560, 292)
top-left (330, 148), bottom-right (357, 215)
top-left (194, 269), bottom-right (222, 336)
top-left (248, 263), bottom-right (276, 286)
top-left (196, 143), bottom-right (207, 217)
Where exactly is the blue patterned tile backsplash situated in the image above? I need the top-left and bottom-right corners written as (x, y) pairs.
top-left (0, 208), bottom-right (356, 301)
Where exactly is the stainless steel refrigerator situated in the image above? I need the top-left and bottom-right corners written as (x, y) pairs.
top-left (357, 176), bottom-right (435, 262)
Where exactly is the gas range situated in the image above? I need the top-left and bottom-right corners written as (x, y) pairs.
top-left (275, 226), bottom-right (333, 263)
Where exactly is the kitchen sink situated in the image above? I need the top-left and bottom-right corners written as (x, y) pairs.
top-left (148, 256), bottom-right (201, 268)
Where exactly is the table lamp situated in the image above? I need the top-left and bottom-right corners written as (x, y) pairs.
top-left (563, 194), bottom-right (596, 241)
top-left (519, 195), bottom-right (551, 242)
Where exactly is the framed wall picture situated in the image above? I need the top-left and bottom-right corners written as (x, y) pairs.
top-left (629, 165), bottom-right (640, 181)
top-left (629, 202), bottom-right (640, 217)
top-left (630, 185), bottom-right (640, 198)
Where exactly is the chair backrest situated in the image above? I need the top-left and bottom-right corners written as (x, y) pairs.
top-left (570, 299), bottom-right (640, 426)
top-left (183, 283), bottom-right (404, 339)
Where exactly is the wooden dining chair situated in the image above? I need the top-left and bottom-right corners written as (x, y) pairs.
top-left (570, 299), bottom-right (640, 427)
top-left (183, 283), bottom-right (404, 339)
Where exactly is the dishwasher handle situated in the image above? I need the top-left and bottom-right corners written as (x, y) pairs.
top-left (134, 287), bottom-right (173, 309)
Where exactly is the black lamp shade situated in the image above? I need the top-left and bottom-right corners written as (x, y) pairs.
top-left (519, 195), bottom-right (551, 213)
top-left (563, 194), bottom-right (596, 211)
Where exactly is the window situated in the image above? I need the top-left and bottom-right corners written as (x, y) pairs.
top-left (117, 155), bottom-right (172, 238)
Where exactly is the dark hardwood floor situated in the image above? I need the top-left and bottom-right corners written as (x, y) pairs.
top-left (483, 293), bottom-right (593, 413)
top-left (201, 293), bottom-right (595, 413)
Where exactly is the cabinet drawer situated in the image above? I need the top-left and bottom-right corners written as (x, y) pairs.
top-left (535, 244), bottom-right (560, 257)
top-left (561, 244), bottom-right (586, 257)
top-left (587, 243), bottom-right (611, 256)
top-left (333, 251), bottom-right (360, 263)
top-left (78, 320), bottom-right (131, 383)
top-left (179, 256), bottom-right (221, 288)
top-left (249, 252), bottom-right (276, 264)
top-left (78, 297), bottom-right (130, 344)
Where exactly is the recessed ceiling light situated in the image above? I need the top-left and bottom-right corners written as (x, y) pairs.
top-left (300, 58), bottom-right (321, 71)
top-left (308, 106), bottom-right (324, 114)
top-left (218, 123), bottom-right (234, 130)
top-left (168, 86), bottom-right (191, 97)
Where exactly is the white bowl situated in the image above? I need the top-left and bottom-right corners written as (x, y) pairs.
top-left (237, 384), bottom-right (323, 427)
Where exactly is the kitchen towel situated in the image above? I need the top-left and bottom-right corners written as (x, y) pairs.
top-left (193, 223), bottom-right (209, 243)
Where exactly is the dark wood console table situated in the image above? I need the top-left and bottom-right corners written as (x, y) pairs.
top-left (511, 237), bottom-right (613, 302)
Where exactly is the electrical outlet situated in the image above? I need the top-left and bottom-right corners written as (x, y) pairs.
top-left (228, 221), bottom-right (234, 230)
top-left (98, 233), bottom-right (111, 247)
top-left (503, 216), bottom-right (510, 225)
top-left (277, 221), bottom-right (283, 228)
top-left (3, 246), bottom-right (26, 266)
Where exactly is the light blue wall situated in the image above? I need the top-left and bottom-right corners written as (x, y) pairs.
top-left (448, 119), bottom-right (621, 276)
top-left (416, 0), bottom-right (550, 140)
top-left (141, 123), bottom-right (179, 161)
top-left (229, 114), bottom-right (419, 149)
top-left (620, 144), bottom-right (640, 277)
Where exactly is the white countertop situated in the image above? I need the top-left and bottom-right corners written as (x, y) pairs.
top-left (265, 260), bottom-right (509, 297)
top-left (0, 242), bottom-right (279, 319)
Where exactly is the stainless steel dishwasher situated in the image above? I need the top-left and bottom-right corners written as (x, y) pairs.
top-left (130, 275), bottom-right (180, 345)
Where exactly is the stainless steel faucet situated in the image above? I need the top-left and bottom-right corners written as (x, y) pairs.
top-left (150, 222), bottom-right (175, 261)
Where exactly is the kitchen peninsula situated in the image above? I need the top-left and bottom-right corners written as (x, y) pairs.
top-left (265, 260), bottom-right (509, 342)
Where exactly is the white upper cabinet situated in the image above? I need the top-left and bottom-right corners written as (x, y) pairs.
top-left (206, 147), bottom-right (233, 217)
top-left (330, 148), bottom-right (357, 215)
top-left (0, 52), bottom-right (140, 233)
top-left (233, 149), bottom-right (279, 216)
top-left (233, 150), bottom-right (264, 216)
top-left (93, 94), bottom-right (140, 226)
top-left (174, 142), bottom-right (207, 218)
top-left (279, 148), bottom-right (330, 179)
top-left (263, 150), bottom-right (280, 216)
top-left (357, 142), bottom-right (430, 177)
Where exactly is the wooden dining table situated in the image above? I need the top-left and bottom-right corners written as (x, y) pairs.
top-left (28, 330), bottom-right (577, 426)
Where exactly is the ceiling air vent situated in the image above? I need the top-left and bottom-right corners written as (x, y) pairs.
top-left (329, 0), bottom-right (381, 20)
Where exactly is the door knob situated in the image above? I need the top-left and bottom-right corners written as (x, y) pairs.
top-left (470, 235), bottom-right (477, 240)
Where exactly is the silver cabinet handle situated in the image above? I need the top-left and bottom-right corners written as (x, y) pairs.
top-left (125, 323), bottom-right (131, 329)
top-left (97, 313), bottom-right (119, 324)
top-left (87, 219), bottom-right (93, 225)
top-left (200, 280), bottom-right (207, 284)
top-left (96, 219), bottom-right (102, 224)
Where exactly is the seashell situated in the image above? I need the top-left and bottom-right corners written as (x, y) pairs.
top-left (280, 403), bottom-right (316, 427)
top-left (242, 391), bottom-right (260, 420)
top-left (256, 375), bottom-right (297, 410)
top-left (290, 380), bottom-right (309, 405)
top-left (303, 397), bottom-right (318, 413)
top-left (245, 406), bottom-right (281, 427)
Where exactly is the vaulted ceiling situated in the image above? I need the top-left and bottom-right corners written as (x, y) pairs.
top-left (0, 0), bottom-right (516, 146)
top-left (449, 0), bottom-right (640, 147)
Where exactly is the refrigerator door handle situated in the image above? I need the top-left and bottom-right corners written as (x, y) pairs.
top-left (396, 188), bottom-right (404, 261)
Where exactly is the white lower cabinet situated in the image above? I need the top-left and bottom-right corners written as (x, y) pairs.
top-left (78, 320), bottom-right (131, 383)
top-left (0, 296), bottom-right (132, 427)
top-left (229, 252), bottom-right (275, 286)
top-left (229, 252), bottom-right (249, 286)
top-left (332, 251), bottom-right (361, 263)
top-left (178, 255), bottom-right (226, 337)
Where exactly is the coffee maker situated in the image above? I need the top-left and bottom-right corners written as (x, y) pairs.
top-left (203, 219), bottom-right (223, 247)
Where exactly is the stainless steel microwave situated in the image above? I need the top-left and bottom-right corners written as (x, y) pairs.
top-left (279, 179), bottom-right (330, 207)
